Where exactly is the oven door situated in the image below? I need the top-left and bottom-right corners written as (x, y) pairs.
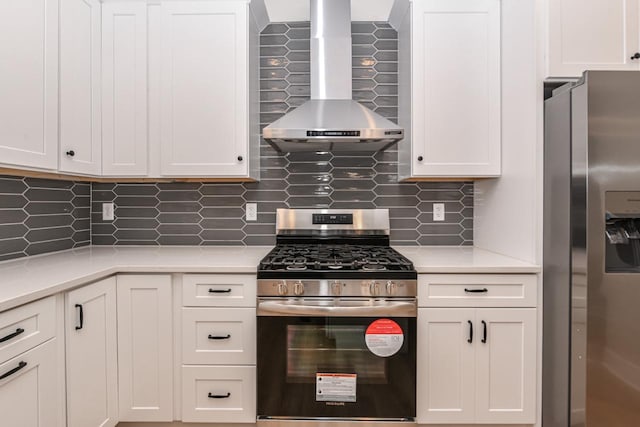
top-left (257, 298), bottom-right (416, 421)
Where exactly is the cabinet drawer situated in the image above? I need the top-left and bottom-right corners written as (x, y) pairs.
top-left (182, 308), bottom-right (255, 365)
top-left (182, 365), bottom-right (256, 423)
top-left (0, 296), bottom-right (56, 363)
top-left (419, 274), bottom-right (537, 307)
top-left (0, 338), bottom-right (60, 427)
top-left (182, 274), bottom-right (256, 307)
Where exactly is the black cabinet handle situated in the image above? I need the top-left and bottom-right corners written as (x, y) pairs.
top-left (66, 150), bottom-right (75, 157)
top-left (209, 288), bottom-right (232, 294)
top-left (467, 320), bottom-right (473, 343)
top-left (631, 52), bottom-right (640, 60)
top-left (208, 392), bottom-right (231, 399)
top-left (417, 156), bottom-right (424, 161)
top-left (75, 304), bottom-right (84, 330)
top-left (464, 288), bottom-right (488, 293)
top-left (237, 156), bottom-right (243, 161)
top-left (0, 361), bottom-right (27, 380)
top-left (208, 334), bottom-right (231, 340)
top-left (0, 328), bottom-right (25, 343)
top-left (482, 320), bottom-right (487, 344)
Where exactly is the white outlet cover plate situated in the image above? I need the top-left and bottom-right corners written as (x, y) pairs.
top-left (246, 203), bottom-right (257, 221)
top-left (433, 203), bottom-right (445, 222)
top-left (102, 203), bottom-right (115, 221)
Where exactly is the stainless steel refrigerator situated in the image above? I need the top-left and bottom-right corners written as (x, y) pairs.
top-left (544, 71), bottom-right (640, 427)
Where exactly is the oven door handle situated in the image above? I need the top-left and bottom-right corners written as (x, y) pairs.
top-left (257, 300), bottom-right (417, 317)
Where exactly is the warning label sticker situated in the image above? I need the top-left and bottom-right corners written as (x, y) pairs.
top-left (316, 373), bottom-right (357, 402)
top-left (365, 319), bottom-right (404, 357)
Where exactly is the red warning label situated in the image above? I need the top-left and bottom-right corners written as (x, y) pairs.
top-left (365, 319), bottom-right (404, 357)
top-left (365, 319), bottom-right (403, 335)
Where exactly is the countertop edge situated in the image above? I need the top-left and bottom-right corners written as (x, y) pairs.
top-left (0, 246), bottom-right (541, 312)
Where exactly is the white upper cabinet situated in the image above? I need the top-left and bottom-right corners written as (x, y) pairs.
top-left (159, 0), bottom-right (258, 178)
top-left (0, 0), bottom-right (58, 170)
top-left (398, 0), bottom-right (501, 179)
top-left (59, 0), bottom-right (102, 176)
top-left (547, 0), bottom-right (640, 78)
top-left (102, 2), bottom-right (149, 176)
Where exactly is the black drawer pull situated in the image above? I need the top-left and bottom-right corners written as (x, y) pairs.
top-left (0, 328), bottom-right (25, 343)
top-left (208, 288), bottom-right (232, 294)
top-left (482, 320), bottom-right (487, 344)
top-left (75, 304), bottom-right (84, 330)
top-left (208, 392), bottom-right (231, 399)
top-left (467, 320), bottom-right (473, 343)
top-left (208, 334), bottom-right (231, 340)
top-left (0, 361), bottom-right (27, 380)
top-left (464, 288), bottom-right (488, 293)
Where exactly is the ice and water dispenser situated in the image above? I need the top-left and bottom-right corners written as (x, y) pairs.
top-left (605, 192), bottom-right (640, 272)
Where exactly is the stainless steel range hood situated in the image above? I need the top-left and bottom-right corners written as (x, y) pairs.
top-left (262, 0), bottom-right (404, 152)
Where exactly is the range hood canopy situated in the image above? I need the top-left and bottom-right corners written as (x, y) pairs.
top-left (262, 0), bottom-right (404, 152)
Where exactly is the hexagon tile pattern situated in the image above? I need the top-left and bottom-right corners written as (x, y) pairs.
top-left (90, 22), bottom-right (473, 248)
top-left (0, 175), bottom-right (90, 261)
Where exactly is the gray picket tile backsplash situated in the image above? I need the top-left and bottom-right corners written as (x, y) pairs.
top-left (0, 176), bottom-right (90, 261)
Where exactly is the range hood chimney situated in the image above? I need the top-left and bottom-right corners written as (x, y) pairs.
top-left (262, 0), bottom-right (404, 152)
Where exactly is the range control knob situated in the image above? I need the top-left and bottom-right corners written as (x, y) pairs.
top-left (331, 281), bottom-right (342, 296)
top-left (294, 281), bottom-right (305, 296)
top-left (369, 281), bottom-right (381, 297)
top-left (386, 281), bottom-right (398, 295)
top-left (277, 281), bottom-right (288, 296)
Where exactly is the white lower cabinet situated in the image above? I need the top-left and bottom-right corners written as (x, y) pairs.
top-left (66, 277), bottom-right (118, 427)
top-left (417, 307), bottom-right (536, 424)
top-left (182, 365), bottom-right (256, 423)
top-left (0, 339), bottom-right (60, 427)
top-left (417, 308), bottom-right (476, 424)
top-left (181, 273), bottom-right (257, 423)
top-left (182, 307), bottom-right (256, 365)
top-left (475, 309), bottom-right (537, 424)
top-left (117, 274), bottom-right (173, 422)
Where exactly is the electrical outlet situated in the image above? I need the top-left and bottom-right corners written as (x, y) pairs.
top-left (102, 203), bottom-right (115, 221)
top-left (433, 203), bottom-right (445, 222)
top-left (246, 203), bottom-right (257, 221)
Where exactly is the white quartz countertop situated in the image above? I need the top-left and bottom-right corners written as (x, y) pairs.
top-left (0, 245), bottom-right (539, 312)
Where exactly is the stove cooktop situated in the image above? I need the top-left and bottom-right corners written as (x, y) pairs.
top-left (257, 244), bottom-right (417, 280)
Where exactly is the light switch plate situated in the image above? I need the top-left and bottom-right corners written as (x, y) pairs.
top-left (433, 203), bottom-right (445, 222)
top-left (246, 203), bottom-right (257, 221)
top-left (102, 203), bottom-right (115, 221)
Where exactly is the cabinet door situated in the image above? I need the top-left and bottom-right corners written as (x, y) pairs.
top-left (117, 275), bottom-right (173, 421)
top-left (160, 1), bottom-right (249, 177)
top-left (66, 277), bottom-right (118, 427)
top-left (59, 0), bottom-right (102, 175)
top-left (0, 339), bottom-right (62, 427)
top-left (547, 0), bottom-right (640, 77)
top-left (411, 0), bottom-right (501, 177)
top-left (475, 308), bottom-right (536, 424)
top-left (417, 308), bottom-right (476, 424)
top-left (102, 2), bottom-right (149, 176)
top-left (0, 0), bottom-right (58, 170)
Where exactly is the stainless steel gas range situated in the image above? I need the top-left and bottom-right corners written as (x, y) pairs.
top-left (256, 209), bottom-right (418, 427)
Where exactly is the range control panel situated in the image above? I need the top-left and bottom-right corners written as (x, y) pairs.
top-left (312, 213), bottom-right (353, 225)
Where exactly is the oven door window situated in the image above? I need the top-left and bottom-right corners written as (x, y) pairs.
top-left (257, 316), bottom-right (416, 419)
